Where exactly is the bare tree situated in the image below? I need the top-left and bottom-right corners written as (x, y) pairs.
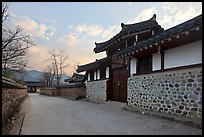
top-left (2, 3), bottom-right (34, 76)
top-left (68, 61), bottom-right (80, 76)
top-left (43, 63), bottom-right (56, 87)
top-left (45, 49), bottom-right (70, 87)
top-left (2, 3), bottom-right (9, 23)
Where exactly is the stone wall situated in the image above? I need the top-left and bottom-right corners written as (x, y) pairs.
top-left (40, 85), bottom-right (86, 100)
top-left (2, 88), bottom-right (28, 127)
top-left (86, 80), bottom-right (107, 102)
top-left (127, 67), bottom-right (202, 126)
top-left (60, 87), bottom-right (86, 99)
top-left (40, 88), bottom-right (59, 96)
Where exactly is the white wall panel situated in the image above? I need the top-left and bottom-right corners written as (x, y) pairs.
top-left (164, 40), bottom-right (202, 69)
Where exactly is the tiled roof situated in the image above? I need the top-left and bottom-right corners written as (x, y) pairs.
top-left (2, 76), bottom-right (27, 89)
top-left (94, 14), bottom-right (164, 53)
top-left (64, 73), bottom-right (85, 83)
top-left (76, 57), bottom-right (110, 73)
top-left (25, 81), bottom-right (45, 87)
top-left (117, 14), bottom-right (202, 58)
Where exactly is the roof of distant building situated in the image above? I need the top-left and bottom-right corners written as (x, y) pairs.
top-left (24, 81), bottom-right (45, 87)
top-left (76, 57), bottom-right (110, 73)
top-left (64, 73), bottom-right (85, 83)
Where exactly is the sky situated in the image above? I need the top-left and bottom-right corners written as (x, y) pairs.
top-left (4, 2), bottom-right (202, 76)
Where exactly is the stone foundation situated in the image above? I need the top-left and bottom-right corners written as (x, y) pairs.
top-left (127, 67), bottom-right (202, 127)
top-left (86, 80), bottom-right (107, 102)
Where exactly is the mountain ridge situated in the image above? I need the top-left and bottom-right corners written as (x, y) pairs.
top-left (11, 69), bottom-right (70, 83)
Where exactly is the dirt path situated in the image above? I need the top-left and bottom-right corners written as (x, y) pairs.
top-left (8, 93), bottom-right (202, 135)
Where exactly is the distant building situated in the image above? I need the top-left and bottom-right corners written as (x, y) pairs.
top-left (25, 81), bottom-right (45, 93)
top-left (64, 73), bottom-right (86, 84)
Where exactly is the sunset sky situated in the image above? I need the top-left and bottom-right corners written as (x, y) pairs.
top-left (5, 2), bottom-right (202, 76)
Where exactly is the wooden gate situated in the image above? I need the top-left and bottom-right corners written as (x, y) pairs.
top-left (112, 67), bottom-right (128, 102)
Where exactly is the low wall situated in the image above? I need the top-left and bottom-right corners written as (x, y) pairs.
top-left (40, 84), bottom-right (86, 99)
top-left (40, 88), bottom-right (59, 96)
top-left (86, 80), bottom-right (107, 102)
top-left (127, 67), bottom-right (202, 128)
top-left (2, 77), bottom-right (28, 127)
top-left (60, 87), bottom-right (86, 99)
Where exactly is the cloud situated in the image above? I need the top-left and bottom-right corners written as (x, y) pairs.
top-left (58, 33), bottom-right (78, 47)
top-left (125, 2), bottom-right (202, 30)
top-left (75, 23), bottom-right (104, 37)
top-left (12, 16), bottom-right (56, 41)
top-left (69, 22), bottom-right (121, 41)
top-left (101, 25), bottom-right (121, 40)
top-left (43, 18), bottom-right (57, 38)
top-left (128, 7), bottom-right (157, 24)
top-left (163, 2), bottom-right (178, 14)
top-left (174, 3), bottom-right (202, 22)
top-left (160, 2), bottom-right (202, 29)
top-left (27, 45), bottom-right (50, 71)
top-left (8, 10), bottom-right (16, 18)
top-left (23, 2), bottom-right (202, 76)
top-left (56, 31), bottom-right (106, 75)
top-left (67, 25), bottom-right (74, 29)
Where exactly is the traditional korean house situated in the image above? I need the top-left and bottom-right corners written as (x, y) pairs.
top-left (77, 57), bottom-right (111, 101)
top-left (117, 14), bottom-right (202, 124)
top-left (64, 73), bottom-right (86, 84)
top-left (77, 14), bottom-right (164, 102)
top-left (25, 81), bottom-right (45, 93)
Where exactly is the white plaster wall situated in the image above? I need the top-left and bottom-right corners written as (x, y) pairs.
top-left (97, 70), bottom-right (100, 80)
top-left (106, 67), bottom-right (109, 78)
top-left (130, 57), bottom-right (137, 76)
top-left (94, 71), bottom-right (96, 80)
top-left (88, 73), bottom-right (90, 81)
top-left (164, 40), bottom-right (202, 69)
top-left (152, 53), bottom-right (161, 71)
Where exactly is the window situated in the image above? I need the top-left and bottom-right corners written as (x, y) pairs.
top-left (94, 71), bottom-right (97, 80)
top-left (106, 67), bottom-right (109, 78)
top-left (87, 73), bottom-right (90, 81)
top-left (130, 57), bottom-right (137, 76)
top-left (138, 56), bottom-right (152, 74)
top-left (97, 70), bottom-right (100, 80)
top-left (152, 53), bottom-right (161, 71)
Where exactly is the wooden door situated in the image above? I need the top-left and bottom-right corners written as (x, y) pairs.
top-left (112, 67), bottom-right (128, 102)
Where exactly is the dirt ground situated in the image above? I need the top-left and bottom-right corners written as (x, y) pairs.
top-left (7, 93), bottom-right (202, 135)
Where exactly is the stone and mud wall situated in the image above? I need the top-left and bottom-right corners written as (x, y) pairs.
top-left (40, 84), bottom-right (86, 99)
top-left (40, 88), bottom-right (59, 96)
top-left (60, 84), bottom-right (86, 99)
top-left (85, 80), bottom-right (107, 102)
top-left (127, 67), bottom-right (202, 127)
top-left (2, 77), bottom-right (28, 127)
